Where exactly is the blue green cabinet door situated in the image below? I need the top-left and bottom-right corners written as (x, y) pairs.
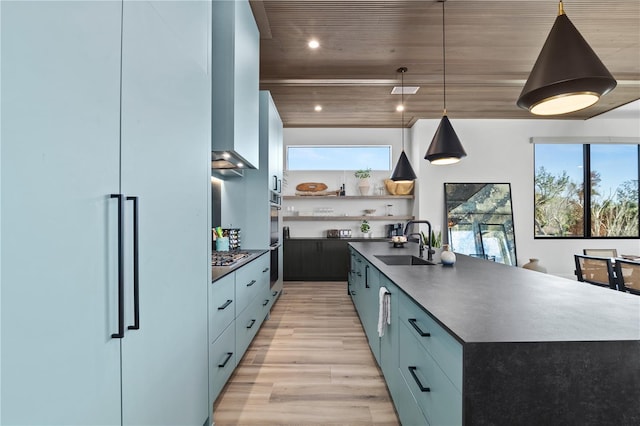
top-left (118, 1), bottom-right (210, 424)
top-left (1, 1), bottom-right (122, 424)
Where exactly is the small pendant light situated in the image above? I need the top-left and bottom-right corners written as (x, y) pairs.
top-left (390, 67), bottom-right (417, 181)
top-left (517, 1), bottom-right (616, 115)
top-left (425, 0), bottom-right (466, 165)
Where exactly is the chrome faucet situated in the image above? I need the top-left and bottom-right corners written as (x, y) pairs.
top-left (404, 220), bottom-right (434, 261)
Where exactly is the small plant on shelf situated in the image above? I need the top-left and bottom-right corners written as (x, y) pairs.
top-left (360, 220), bottom-right (371, 233)
top-left (354, 168), bottom-right (371, 179)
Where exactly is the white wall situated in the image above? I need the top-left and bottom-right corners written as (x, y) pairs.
top-left (411, 105), bottom-right (640, 278)
top-left (283, 102), bottom-right (640, 278)
top-left (283, 128), bottom-right (413, 238)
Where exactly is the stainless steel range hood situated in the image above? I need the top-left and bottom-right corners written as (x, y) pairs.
top-left (211, 150), bottom-right (254, 178)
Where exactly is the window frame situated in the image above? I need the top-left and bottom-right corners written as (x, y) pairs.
top-left (533, 141), bottom-right (640, 239)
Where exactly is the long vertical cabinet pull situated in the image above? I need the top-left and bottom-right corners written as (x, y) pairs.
top-left (111, 194), bottom-right (125, 339)
top-left (127, 196), bottom-right (140, 330)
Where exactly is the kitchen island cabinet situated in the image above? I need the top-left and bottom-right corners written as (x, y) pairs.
top-left (349, 242), bottom-right (640, 426)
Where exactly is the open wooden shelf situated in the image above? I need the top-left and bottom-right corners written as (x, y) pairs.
top-left (283, 195), bottom-right (414, 200)
top-left (283, 215), bottom-right (414, 221)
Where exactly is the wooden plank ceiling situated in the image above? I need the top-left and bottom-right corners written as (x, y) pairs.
top-left (250, 0), bottom-right (640, 127)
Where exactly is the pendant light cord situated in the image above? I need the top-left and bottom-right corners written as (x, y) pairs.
top-left (401, 69), bottom-right (405, 150)
top-left (442, 0), bottom-right (446, 114)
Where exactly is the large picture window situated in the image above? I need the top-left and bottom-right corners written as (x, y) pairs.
top-left (534, 142), bottom-right (639, 238)
top-left (286, 145), bottom-right (391, 171)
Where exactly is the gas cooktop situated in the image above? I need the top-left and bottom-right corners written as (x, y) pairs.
top-left (211, 251), bottom-right (249, 267)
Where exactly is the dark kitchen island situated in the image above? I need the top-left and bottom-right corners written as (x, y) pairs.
top-left (349, 241), bottom-right (640, 426)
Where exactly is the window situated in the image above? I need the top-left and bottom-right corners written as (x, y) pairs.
top-left (286, 145), bottom-right (391, 171)
top-left (534, 143), bottom-right (639, 238)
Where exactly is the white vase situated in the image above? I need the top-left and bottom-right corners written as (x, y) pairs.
top-left (358, 178), bottom-right (370, 196)
top-left (522, 258), bottom-right (547, 273)
top-left (441, 244), bottom-right (456, 265)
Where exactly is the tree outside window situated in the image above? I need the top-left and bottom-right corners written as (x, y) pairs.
top-left (534, 144), bottom-right (639, 238)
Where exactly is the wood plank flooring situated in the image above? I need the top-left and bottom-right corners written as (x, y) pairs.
top-left (213, 281), bottom-right (400, 425)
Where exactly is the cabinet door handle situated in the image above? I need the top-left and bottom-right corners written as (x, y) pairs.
top-left (126, 196), bottom-right (140, 331)
top-left (408, 318), bottom-right (431, 337)
top-left (262, 267), bottom-right (269, 273)
top-left (218, 352), bottom-right (233, 368)
top-left (365, 265), bottom-right (370, 288)
top-left (272, 175), bottom-right (278, 191)
top-left (110, 194), bottom-right (125, 339)
top-left (351, 291), bottom-right (356, 295)
top-left (277, 178), bottom-right (282, 194)
top-left (246, 280), bottom-right (256, 287)
top-left (263, 299), bottom-right (269, 306)
top-left (247, 319), bottom-right (256, 329)
top-left (272, 291), bottom-right (278, 297)
top-left (218, 299), bottom-right (232, 310)
top-left (408, 366), bottom-right (431, 392)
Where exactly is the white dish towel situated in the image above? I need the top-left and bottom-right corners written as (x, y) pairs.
top-left (378, 286), bottom-right (391, 337)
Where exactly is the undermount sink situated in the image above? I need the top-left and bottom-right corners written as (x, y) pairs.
top-left (374, 255), bottom-right (436, 266)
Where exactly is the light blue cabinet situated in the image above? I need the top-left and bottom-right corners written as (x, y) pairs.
top-left (1, 2), bottom-right (123, 424)
top-left (348, 247), bottom-right (463, 426)
top-left (1, 1), bottom-right (210, 424)
top-left (212, 0), bottom-right (260, 168)
top-left (209, 253), bottom-right (271, 413)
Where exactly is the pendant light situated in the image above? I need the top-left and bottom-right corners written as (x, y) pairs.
top-left (390, 67), bottom-right (417, 181)
top-left (517, 1), bottom-right (616, 115)
top-left (425, 0), bottom-right (466, 165)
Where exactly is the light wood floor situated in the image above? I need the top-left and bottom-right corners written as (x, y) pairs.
top-left (213, 281), bottom-right (400, 425)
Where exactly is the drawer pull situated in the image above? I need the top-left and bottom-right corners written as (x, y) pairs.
top-left (262, 267), bottom-right (269, 273)
top-left (408, 318), bottom-right (431, 337)
top-left (218, 352), bottom-right (233, 368)
top-left (246, 319), bottom-right (256, 329)
top-left (272, 291), bottom-right (278, 297)
top-left (263, 299), bottom-right (269, 306)
top-left (246, 280), bottom-right (256, 287)
top-left (217, 299), bottom-right (233, 310)
top-left (408, 366), bottom-right (431, 392)
top-left (365, 265), bottom-right (370, 288)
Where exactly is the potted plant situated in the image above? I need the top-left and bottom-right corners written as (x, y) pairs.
top-left (360, 219), bottom-right (371, 237)
top-left (354, 168), bottom-right (371, 195)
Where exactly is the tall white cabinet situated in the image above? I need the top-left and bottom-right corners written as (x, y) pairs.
top-left (1, 1), bottom-right (210, 424)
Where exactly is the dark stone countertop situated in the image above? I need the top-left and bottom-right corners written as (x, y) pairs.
top-left (212, 249), bottom-right (269, 283)
top-left (349, 241), bottom-right (640, 344)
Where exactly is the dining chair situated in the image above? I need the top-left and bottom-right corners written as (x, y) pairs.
top-left (613, 259), bottom-right (640, 295)
top-left (574, 255), bottom-right (618, 290)
top-left (583, 248), bottom-right (618, 257)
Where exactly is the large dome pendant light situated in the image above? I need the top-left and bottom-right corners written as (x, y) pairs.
top-left (390, 67), bottom-right (417, 181)
top-left (517, 1), bottom-right (616, 115)
top-left (425, 0), bottom-right (466, 165)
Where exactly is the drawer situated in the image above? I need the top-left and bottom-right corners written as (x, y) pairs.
top-left (235, 257), bottom-right (263, 315)
top-left (266, 288), bottom-right (280, 312)
top-left (399, 321), bottom-right (462, 426)
top-left (209, 322), bottom-right (236, 403)
top-left (209, 273), bottom-right (235, 342)
top-left (235, 295), bottom-right (264, 360)
top-left (398, 291), bottom-right (463, 390)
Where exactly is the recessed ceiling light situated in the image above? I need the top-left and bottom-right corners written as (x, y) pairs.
top-left (308, 39), bottom-right (320, 49)
top-left (237, 162), bottom-right (244, 168)
top-left (396, 104), bottom-right (405, 112)
top-left (391, 86), bottom-right (420, 95)
top-left (314, 105), bottom-right (322, 112)
top-left (222, 152), bottom-right (230, 159)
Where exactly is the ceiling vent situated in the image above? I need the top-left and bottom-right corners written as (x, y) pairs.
top-left (391, 86), bottom-right (420, 95)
